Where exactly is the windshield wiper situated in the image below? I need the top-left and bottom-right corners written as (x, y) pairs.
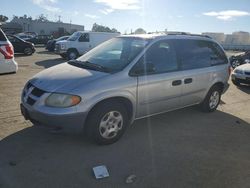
top-left (68, 60), bottom-right (110, 73)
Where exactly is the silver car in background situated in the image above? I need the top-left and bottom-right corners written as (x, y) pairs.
top-left (0, 28), bottom-right (18, 74)
top-left (21, 34), bottom-right (230, 144)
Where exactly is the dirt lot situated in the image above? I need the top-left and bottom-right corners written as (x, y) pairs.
top-left (0, 47), bottom-right (250, 188)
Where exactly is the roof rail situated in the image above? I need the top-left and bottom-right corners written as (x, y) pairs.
top-left (188, 34), bottom-right (212, 39)
top-left (166, 32), bottom-right (189, 35)
top-left (166, 32), bottom-right (212, 39)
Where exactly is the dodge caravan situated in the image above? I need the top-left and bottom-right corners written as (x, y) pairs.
top-left (21, 33), bottom-right (230, 144)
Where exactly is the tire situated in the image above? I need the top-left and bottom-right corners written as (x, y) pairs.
top-left (231, 60), bottom-right (240, 69)
top-left (232, 80), bottom-right (240, 86)
top-left (60, 54), bottom-right (66, 58)
top-left (86, 102), bottom-right (129, 145)
top-left (67, 49), bottom-right (79, 60)
top-left (200, 85), bottom-right (221, 112)
top-left (23, 47), bottom-right (33, 55)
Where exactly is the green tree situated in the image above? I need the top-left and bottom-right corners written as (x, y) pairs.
top-left (134, 28), bottom-right (146, 34)
top-left (36, 14), bottom-right (49, 22)
top-left (92, 23), bottom-right (119, 33)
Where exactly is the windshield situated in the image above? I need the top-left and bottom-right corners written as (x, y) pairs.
top-left (78, 37), bottom-right (149, 73)
top-left (68, 32), bottom-right (81, 41)
top-left (14, 35), bottom-right (25, 42)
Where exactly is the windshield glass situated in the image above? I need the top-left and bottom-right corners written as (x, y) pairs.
top-left (78, 37), bottom-right (149, 73)
top-left (68, 32), bottom-right (81, 41)
top-left (15, 36), bottom-right (25, 42)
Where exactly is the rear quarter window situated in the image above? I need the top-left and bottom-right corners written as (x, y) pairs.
top-left (174, 39), bottom-right (227, 70)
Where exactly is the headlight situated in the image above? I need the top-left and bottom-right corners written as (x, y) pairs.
top-left (45, 93), bottom-right (81, 108)
top-left (234, 69), bottom-right (243, 74)
top-left (60, 44), bottom-right (65, 50)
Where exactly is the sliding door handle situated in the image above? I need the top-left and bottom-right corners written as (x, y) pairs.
top-left (184, 78), bottom-right (193, 84)
top-left (172, 80), bottom-right (182, 86)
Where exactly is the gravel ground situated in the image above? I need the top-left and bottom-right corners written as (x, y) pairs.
top-left (0, 47), bottom-right (250, 188)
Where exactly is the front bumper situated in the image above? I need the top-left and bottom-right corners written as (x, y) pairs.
top-left (54, 45), bottom-right (67, 54)
top-left (231, 74), bottom-right (250, 84)
top-left (20, 103), bottom-right (87, 132)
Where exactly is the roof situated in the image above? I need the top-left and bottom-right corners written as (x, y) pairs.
top-left (119, 33), bottom-right (213, 42)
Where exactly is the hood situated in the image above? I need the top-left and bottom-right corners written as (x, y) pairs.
top-left (47, 40), bottom-right (54, 44)
top-left (30, 62), bottom-right (109, 93)
top-left (56, 40), bottom-right (68, 45)
top-left (236, 63), bottom-right (250, 72)
top-left (25, 41), bottom-right (34, 46)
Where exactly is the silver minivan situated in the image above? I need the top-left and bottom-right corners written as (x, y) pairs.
top-left (21, 34), bottom-right (230, 144)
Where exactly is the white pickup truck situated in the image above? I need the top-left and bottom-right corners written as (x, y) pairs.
top-left (55, 31), bottom-right (120, 60)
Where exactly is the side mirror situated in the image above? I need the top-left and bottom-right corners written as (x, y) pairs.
top-left (130, 62), bottom-right (156, 76)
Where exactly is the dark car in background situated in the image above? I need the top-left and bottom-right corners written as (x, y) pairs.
top-left (230, 51), bottom-right (250, 69)
top-left (27, 35), bottom-right (53, 45)
top-left (7, 35), bottom-right (35, 55)
top-left (46, 35), bottom-right (69, 52)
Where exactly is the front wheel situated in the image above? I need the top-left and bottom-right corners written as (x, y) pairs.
top-left (86, 102), bottom-right (129, 145)
top-left (200, 86), bottom-right (221, 112)
top-left (67, 50), bottom-right (78, 60)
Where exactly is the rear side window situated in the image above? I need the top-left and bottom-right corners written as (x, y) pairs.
top-left (0, 29), bottom-right (7, 41)
top-left (174, 39), bottom-right (227, 70)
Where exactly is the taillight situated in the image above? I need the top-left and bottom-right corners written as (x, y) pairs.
top-left (0, 44), bottom-right (14, 59)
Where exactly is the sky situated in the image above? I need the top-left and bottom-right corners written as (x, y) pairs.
top-left (1, 0), bottom-right (250, 34)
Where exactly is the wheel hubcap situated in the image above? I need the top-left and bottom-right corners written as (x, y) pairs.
top-left (99, 111), bottom-right (123, 139)
top-left (69, 52), bottom-right (76, 59)
top-left (24, 48), bottom-right (32, 54)
top-left (209, 91), bottom-right (220, 109)
top-left (232, 61), bottom-right (240, 68)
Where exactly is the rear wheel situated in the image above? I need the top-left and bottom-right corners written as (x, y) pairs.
top-left (23, 47), bottom-right (33, 55)
top-left (231, 60), bottom-right (240, 69)
top-left (86, 102), bottom-right (129, 145)
top-left (200, 85), bottom-right (221, 112)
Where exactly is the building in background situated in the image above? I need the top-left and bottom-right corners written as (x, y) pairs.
top-left (202, 32), bottom-right (225, 44)
top-left (202, 31), bottom-right (250, 50)
top-left (1, 17), bottom-right (84, 37)
top-left (224, 31), bottom-right (250, 45)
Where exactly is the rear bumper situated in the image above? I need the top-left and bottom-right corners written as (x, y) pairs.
top-left (0, 59), bottom-right (18, 74)
top-left (20, 103), bottom-right (87, 132)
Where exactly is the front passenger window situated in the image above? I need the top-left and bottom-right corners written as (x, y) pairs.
top-left (79, 33), bottom-right (90, 42)
top-left (135, 41), bottom-right (178, 75)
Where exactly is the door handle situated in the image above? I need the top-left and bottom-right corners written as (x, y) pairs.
top-left (184, 78), bottom-right (193, 84)
top-left (172, 80), bottom-right (182, 86)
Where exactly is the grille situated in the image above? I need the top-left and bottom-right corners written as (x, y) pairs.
top-left (245, 71), bottom-right (250, 76)
top-left (54, 44), bottom-right (59, 52)
top-left (23, 82), bottom-right (46, 106)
